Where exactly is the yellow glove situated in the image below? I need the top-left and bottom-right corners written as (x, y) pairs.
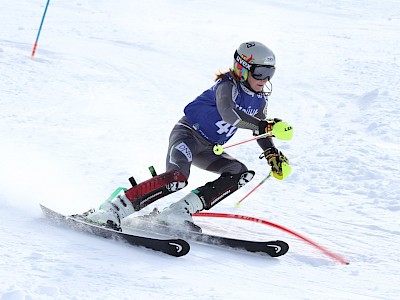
top-left (261, 147), bottom-right (291, 180)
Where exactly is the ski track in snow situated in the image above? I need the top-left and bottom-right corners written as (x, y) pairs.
top-left (0, 0), bottom-right (399, 299)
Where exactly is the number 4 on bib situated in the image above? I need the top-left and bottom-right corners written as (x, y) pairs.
top-left (215, 121), bottom-right (237, 138)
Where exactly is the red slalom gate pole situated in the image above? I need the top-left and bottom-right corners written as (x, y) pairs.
top-left (193, 212), bottom-right (349, 265)
top-left (31, 0), bottom-right (51, 57)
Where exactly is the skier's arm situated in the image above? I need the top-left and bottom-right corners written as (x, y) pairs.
top-left (215, 81), bottom-right (275, 149)
top-left (215, 81), bottom-right (262, 131)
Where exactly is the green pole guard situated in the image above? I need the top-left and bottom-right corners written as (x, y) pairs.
top-left (272, 162), bottom-right (292, 180)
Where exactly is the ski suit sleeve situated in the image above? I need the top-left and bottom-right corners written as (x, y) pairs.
top-left (215, 81), bottom-right (260, 131)
top-left (215, 81), bottom-right (275, 150)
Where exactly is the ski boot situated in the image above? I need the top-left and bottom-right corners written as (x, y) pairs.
top-left (156, 170), bottom-right (255, 232)
top-left (84, 194), bottom-right (134, 231)
top-left (156, 192), bottom-right (204, 232)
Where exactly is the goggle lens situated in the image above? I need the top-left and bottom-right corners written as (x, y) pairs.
top-left (250, 65), bottom-right (275, 80)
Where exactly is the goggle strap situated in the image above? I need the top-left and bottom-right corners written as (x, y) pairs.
top-left (234, 50), bottom-right (252, 71)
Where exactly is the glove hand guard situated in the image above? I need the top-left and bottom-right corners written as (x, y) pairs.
top-left (258, 118), bottom-right (293, 141)
top-left (260, 147), bottom-right (291, 180)
top-left (258, 118), bottom-right (282, 135)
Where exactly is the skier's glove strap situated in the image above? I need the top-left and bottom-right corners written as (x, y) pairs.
top-left (260, 147), bottom-right (291, 180)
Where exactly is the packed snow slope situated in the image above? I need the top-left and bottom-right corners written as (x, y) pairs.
top-left (0, 0), bottom-right (399, 299)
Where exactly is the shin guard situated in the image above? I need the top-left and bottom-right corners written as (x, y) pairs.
top-left (125, 169), bottom-right (187, 211)
top-left (193, 171), bottom-right (255, 210)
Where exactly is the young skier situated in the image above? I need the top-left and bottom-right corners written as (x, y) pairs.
top-left (84, 41), bottom-right (290, 231)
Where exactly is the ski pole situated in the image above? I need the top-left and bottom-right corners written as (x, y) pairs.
top-left (213, 121), bottom-right (293, 155)
top-left (235, 172), bottom-right (272, 207)
top-left (31, 0), bottom-right (51, 57)
top-left (213, 133), bottom-right (271, 155)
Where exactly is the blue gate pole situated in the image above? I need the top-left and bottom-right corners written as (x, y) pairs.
top-left (31, 0), bottom-right (51, 57)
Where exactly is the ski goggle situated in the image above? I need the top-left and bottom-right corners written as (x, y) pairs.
top-left (250, 65), bottom-right (275, 81)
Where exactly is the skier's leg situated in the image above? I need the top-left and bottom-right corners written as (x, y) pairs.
top-left (156, 151), bottom-right (254, 231)
top-left (85, 125), bottom-right (196, 228)
top-left (121, 133), bottom-right (196, 211)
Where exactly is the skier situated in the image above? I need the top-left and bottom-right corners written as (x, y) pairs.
top-left (84, 41), bottom-right (290, 231)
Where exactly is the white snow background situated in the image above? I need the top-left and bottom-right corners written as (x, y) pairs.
top-left (0, 0), bottom-right (399, 299)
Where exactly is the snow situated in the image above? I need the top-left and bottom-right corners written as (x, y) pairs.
top-left (0, 0), bottom-right (399, 299)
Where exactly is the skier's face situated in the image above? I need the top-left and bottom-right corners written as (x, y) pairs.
top-left (247, 72), bottom-right (268, 92)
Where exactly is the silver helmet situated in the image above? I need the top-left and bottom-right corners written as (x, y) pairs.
top-left (233, 41), bottom-right (276, 82)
